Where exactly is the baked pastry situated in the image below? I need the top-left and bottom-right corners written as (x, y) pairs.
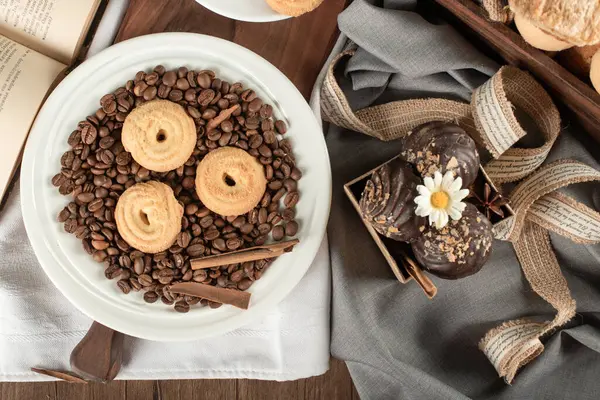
top-left (400, 121), bottom-right (480, 189)
top-left (514, 12), bottom-right (573, 51)
top-left (509, 0), bottom-right (600, 47)
top-left (411, 204), bottom-right (493, 280)
top-left (266, 0), bottom-right (324, 17)
top-left (195, 147), bottom-right (267, 216)
top-left (122, 100), bottom-right (196, 172)
top-left (359, 158), bottom-right (424, 242)
top-left (591, 50), bottom-right (600, 94)
top-left (115, 181), bottom-right (183, 254)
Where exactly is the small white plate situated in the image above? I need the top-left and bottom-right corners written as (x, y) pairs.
top-left (196, 0), bottom-right (290, 22)
top-left (21, 33), bottom-right (331, 341)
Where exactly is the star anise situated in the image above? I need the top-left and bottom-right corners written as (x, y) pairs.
top-left (469, 183), bottom-right (509, 219)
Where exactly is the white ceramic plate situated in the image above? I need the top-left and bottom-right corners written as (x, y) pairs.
top-left (196, 0), bottom-right (290, 22)
top-left (21, 33), bottom-right (330, 341)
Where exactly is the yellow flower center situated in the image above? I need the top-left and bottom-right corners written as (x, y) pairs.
top-left (431, 191), bottom-right (450, 209)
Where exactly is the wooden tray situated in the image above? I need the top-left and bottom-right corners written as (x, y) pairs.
top-left (435, 0), bottom-right (600, 144)
top-left (345, 157), bottom-right (513, 299)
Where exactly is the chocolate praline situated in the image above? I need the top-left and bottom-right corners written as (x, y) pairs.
top-left (359, 159), bottom-right (425, 242)
top-left (411, 204), bottom-right (493, 279)
top-left (400, 121), bottom-right (480, 188)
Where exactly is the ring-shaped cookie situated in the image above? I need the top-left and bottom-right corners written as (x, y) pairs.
top-left (115, 181), bottom-right (183, 253)
top-left (122, 100), bottom-right (196, 172)
top-left (195, 147), bottom-right (267, 216)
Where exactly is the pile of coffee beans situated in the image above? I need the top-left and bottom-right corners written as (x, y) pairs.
top-left (52, 66), bottom-right (301, 313)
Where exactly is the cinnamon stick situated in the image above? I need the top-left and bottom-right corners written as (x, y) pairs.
top-left (169, 282), bottom-right (251, 309)
top-left (31, 368), bottom-right (88, 383)
top-left (206, 104), bottom-right (240, 131)
top-left (190, 239), bottom-right (299, 270)
top-left (398, 251), bottom-right (438, 299)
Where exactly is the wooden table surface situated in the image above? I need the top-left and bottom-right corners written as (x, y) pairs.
top-left (1, 0), bottom-right (358, 399)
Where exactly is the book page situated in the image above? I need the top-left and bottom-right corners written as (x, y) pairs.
top-left (0, 0), bottom-right (100, 64)
top-left (0, 34), bottom-right (64, 201)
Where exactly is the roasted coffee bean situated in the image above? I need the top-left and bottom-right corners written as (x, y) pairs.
top-left (143, 291), bottom-right (159, 303)
top-left (249, 134), bottom-right (263, 149)
top-left (174, 301), bottom-right (190, 313)
top-left (226, 238), bottom-right (243, 250)
top-left (105, 265), bottom-right (122, 280)
top-left (138, 274), bottom-right (153, 287)
top-left (213, 238), bottom-right (226, 251)
top-left (92, 240), bottom-right (109, 250)
top-left (76, 192), bottom-right (95, 203)
top-left (272, 225), bottom-right (285, 241)
top-left (158, 268), bottom-right (175, 284)
top-left (248, 98), bottom-right (263, 113)
top-left (263, 130), bottom-right (276, 145)
top-left (268, 180), bottom-right (282, 191)
top-left (117, 280), bottom-right (131, 294)
top-left (260, 104), bottom-right (273, 119)
top-left (169, 89), bottom-right (183, 102)
top-left (199, 215), bottom-right (214, 228)
top-left (280, 163), bottom-right (291, 178)
top-left (163, 71), bottom-right (177, 86)
top-left (80, 122), bottom-right (98, 144)
top-left (275, 120), bottom-right (288, 134)
top-left (290, 167), bottom-right (302, 180)
top-left (258, 223), bottom-right (271, 235)
top-left (187, 243), bottom-right (206, 257)
top-left (157, 84), bottom-right (171, 99)
top-left (88, 198), bottom-right (104, 213)
top-left (177, 231), bottom-right (192, 248)
top-left (232, 216), bottom-right (246, 228)
top-left (219, 132), bottom-right (232, 147)
top-left (285, 220), bottom-right (299, 236)
top-left (283, 178), bottom-right (297, 192)
top-left (258, 207), bottom-right (268, 224)
top-left (240, 223), bottom-right (254, 235)
top-left (204, 228), bottom-right (220, 241)
top-left (284, 191), bottom-right (299, 208)
top-left (272, 188), bottom-right (286, 203)
top-left (265, 165), bottom-right (274, 180)
top-left (237, 279), bottom-right (253, 291)
top-left (52, 173), bottom-right (66, 187)
top-left (198, 89), bottom-right (215, 106)
top-left (143, 85), bottom-right (158, 101)
top-left (63, 218), bottom-right (77, 233)
top-left (57, 207), bottom-right (71, 222)
top-left (133, 257), bottom-right (144, 275)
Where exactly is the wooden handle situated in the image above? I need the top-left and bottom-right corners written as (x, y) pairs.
top-left (70, 321), bottom-right (124, 382)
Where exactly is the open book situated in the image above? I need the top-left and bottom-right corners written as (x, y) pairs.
top-left (0, 0), bottom-right (102, 203)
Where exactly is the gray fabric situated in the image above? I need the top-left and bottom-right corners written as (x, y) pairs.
top-left (326, 1), bottom-right (600, 399)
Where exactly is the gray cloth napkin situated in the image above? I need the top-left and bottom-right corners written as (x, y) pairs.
top-left (325, 1), bottom-right (600, 399)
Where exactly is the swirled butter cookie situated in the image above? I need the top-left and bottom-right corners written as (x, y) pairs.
top-left (122, 100), bottom-right (196, 172)
top-left (115, 181), bottom-right (183, 253)
top-left (195, 147), bottom-right (267, 216)
top-left (266, 0), bottom-right (325, 17)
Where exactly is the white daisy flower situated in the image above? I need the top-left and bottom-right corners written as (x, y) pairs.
top-left (414, 171), bottom-right (470, 229)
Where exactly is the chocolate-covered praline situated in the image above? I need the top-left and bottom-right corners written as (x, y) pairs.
top-left (400, 121), bottom-right (480, 188)
top-left (411, 204), bottom-right (492, 279)
top-left (359, 159), bottom-right (425, 242)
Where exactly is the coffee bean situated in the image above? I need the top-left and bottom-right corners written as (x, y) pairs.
top-left (80, 122), bottom-right (98, 145)
top-left (138, 274), bottom-right (153, 287)
top-left (158, 268), bottom-right (174, 284)
top-left (143, 85), bottom-right (157, 101)
top-left (281, 163), bottom-right (291, 178)
top-left (258, 208), bottom-right (268, 224)
top-left (204, 228), bottom-right (220, 241)
top-left (249, 135), bottom-right (263, 149)
top-left (169, 89), bottom-right (183, 102)
top-left (272, 187), bottom-right (286, 203)
top-left (237, 279), bottom-right (253, 291)
top-left (275, 120), bottom-right (288, 134)
top-left (265, 165), bottom-right (274, 180)
top-left (143, 291), bottom-right (159, 303)
top-left (240, 223), bottom-right (254, 235)
top-left (76, 192), bottom-right (94, 203)
top-left (284, 191), bottom-right (299, 208)
top-left (117, 280), bottom-right (131, 294)
top-left (163, 71), bottom-right (177, 86)
top-left (258, 223), bottom-right (271, 235)
top-left (52, 173), bottom-right (66, 187)
top-left (158, 84), bottom-right (171, 99)
top-left (213, 238), bottom-right (226, 251)
top-left (248, 98), bottom-right (263, 113)
top-left (92, 240), bottom-right (109, 250)
top-left (290, 167), bottom-right (302, 180)
top-left (177, 231), bottom-right (192, 248)
top-left (272, 225), bottom-right (284, 241)
top-left (105, 265), bottom-right (122, 280)
top-left (174, 301), bottom-right (190, 313)
top-left (285, 220), bottom-right (299, 236)
top-left (226, 238), bottom-right (243, 250)
top-left (57, 207), bottom-right (70, 222)
top-left (88, 198), bottom-right (104, 213)
top-left (133, 257), bottom-right (144, 275)
top-left (187, 243), bottom-right (206, 257)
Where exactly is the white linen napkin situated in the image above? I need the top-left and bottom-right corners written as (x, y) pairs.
top-left (0, 0), bottom-right (331, 382)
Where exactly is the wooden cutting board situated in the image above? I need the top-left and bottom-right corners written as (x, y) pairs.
top-left (115, 0), bottom-right (347, 99)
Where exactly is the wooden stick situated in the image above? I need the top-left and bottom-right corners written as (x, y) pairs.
top-left (190, 239), bottom-right (299, 270)
top-left (398, 251), bottom-right (438, 299)
top-left (169, 282), bottom-right (251, 309)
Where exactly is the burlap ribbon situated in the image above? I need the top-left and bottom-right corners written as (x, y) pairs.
top-left (321, 51), bottom-right (600, 383)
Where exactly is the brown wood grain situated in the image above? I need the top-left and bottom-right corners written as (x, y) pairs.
top-left (115, 0), bottom-right (346, 99)
top-left (1, 1), bottom-right (358, 399)
top-left (435, 0), bottom-right (600, 144)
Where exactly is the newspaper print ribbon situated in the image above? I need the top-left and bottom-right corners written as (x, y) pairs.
top-left (321, 51), bottom-right (600, 383)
